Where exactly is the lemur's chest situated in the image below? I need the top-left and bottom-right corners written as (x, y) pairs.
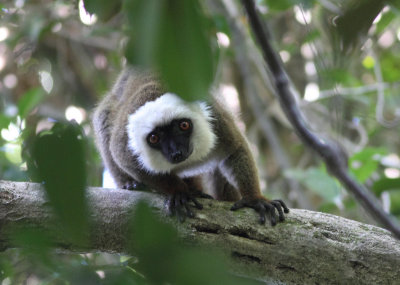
top-left (174, 156), bottom-right (220, 178)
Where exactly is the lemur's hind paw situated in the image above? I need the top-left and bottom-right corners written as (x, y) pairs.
top-left (231, 197), bottom-right (289, 226)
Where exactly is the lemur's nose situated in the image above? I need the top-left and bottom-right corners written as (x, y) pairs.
top-left (171, 151), bottom-right (184, 163)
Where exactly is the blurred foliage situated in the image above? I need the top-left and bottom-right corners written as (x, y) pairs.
top-left (123, 0), bottom-right (215, 101)
top-left (349, 147), bottom-right (387, 183)
top-left (25, 121), bottom-right (89, 244)
top-left (127, 202), bottom-right (258, 285)
top-left (285, 167), bottom-right (340, 202)
top-left (0, 0), bottom-right (400, 283)
top-left (335, 0), bottom-right (386, 53)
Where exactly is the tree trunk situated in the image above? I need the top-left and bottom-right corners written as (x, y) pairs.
top-left (1, 180), bottom-right (399, 284)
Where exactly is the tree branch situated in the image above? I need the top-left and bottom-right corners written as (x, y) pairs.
top-left (240, 0), bottom-right (400, 239)
top-left (1, 180), bottom-right (399, 284)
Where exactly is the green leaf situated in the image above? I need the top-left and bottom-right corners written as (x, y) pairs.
top-left (0, 113), bottom-right (12, 129)
top-left (128, 201), bottom-right (178, 262)
top-left (285, 168), bottom-right (340, 202)
top-left (264, 0), bottom-right (293, 11)
top-left (387, 190), bottom-right (400, 216)
top-left (381, 51), bottom-right (400, 82)
top-left (17, 87), bottom-right (45, 118)
top-left (335, 0), bottom-right (386, 52)
top-left (9, 228), bottom-right (54, 269)
top-left (362, 55), bottom-right (375, 69)
top-left (128, 202), bottom-right (257, 285)
top-left (0, 256), bottom-right (13, 280)
top-left (318, 202), bottom-right (339, 214)
top-left (83, 0), bottom-right (122, 21)
top-left (124, 0), bottom-right (214, 101)
top-left (320, 68), bottom-right (359, 86)
top-left (376, 10), bottom-right (396, 35)
top-left (349, 147), bottom-right (387, 183)
top-left (61, 267), bottom-right (101, 284)
top-left (264, 0), bottom-right (315, 11)
top-left (103, 267), bottom-right (147, 285)
top-left (388, 0), bottom-right (400, 10)
top-left (372, 178), bottom-right (400, 196)
top-left (304, 29), bottom-right (321, 43)
top-left (29, 122), bottom-right (88, 244)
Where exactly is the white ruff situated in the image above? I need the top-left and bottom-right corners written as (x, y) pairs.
top-left (127, 93), bottom-right (216, 174)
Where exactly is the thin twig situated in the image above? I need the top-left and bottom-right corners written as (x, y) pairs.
top-left (372, 50), bottom-right (400, 128)
top-left (241, 0), bottom-right (400, 238)
top-left (318, 82), bottom-right (400, 99)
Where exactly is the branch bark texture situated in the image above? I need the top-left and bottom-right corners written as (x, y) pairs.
top-left (1, 180), bottom-right (399, 284)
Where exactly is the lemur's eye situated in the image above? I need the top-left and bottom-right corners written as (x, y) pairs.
top-left (179, 121), bottom-right (191, 131)
top-left (148, 133), bottom-right (159, 145)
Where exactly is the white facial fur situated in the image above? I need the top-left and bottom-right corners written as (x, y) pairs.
top-left (127, 93), bottom-right (217, 174)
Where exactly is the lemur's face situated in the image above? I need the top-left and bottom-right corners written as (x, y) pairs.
top-left (127, 93), bottom-right (216, 174)
top-left (146, 118), bottom-right (193, 164)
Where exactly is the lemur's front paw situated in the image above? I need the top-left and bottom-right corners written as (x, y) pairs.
top-left (230, 197), bottom-right (289, 226)
top-left (164, 191), bottom-right (203, 222)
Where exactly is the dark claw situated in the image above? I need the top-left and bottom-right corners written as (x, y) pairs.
top-left (122, 180), bottom-right (144, 190)
top-left (175, 195), bottom-right (186, 222)
top-left (122, 183), bottom-right (134, 190)
top-left (164, 191), bottom-right (203, 222)
top-left (269, 205), bottom-right (277, 226)
top-left (184, 203), bottom-right (195, 218)
top-left (231, 197), bottom-right (289, 226)
top-left (230, 199), bottom-right (246, 211)
top-left (275, 199), bottom-right (290, 213)
top-left (177, 208), bottom-right (186, 223)
top-left (271, 200), bottom-right (285, 222)
top-left (191, 196), bottom-right (203, 210)
top-left (255, 204), bottom-right (266, 225)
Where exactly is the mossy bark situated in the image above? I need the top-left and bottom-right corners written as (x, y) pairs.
top-left (1, 180), bottom-right (399, 284)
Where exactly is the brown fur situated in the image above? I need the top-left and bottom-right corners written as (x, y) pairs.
top-left (92, 69), bottom-right (266, 202)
